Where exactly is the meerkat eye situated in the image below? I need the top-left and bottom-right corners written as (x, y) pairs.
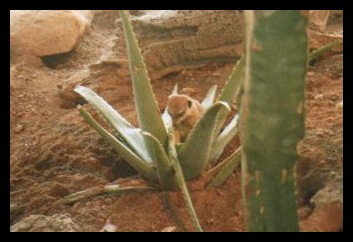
top-left (187, 100), bottom-right (192, 108)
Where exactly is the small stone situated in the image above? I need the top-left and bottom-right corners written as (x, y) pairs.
top-left (161, 226), bottom-right (177, 232)
top-left (100, 218), bottom-right (117, 232)
top-left (14, 124), bottom-right (24, 133)
top-left (314, 94), bottom-right (324, 100)
top-left (10, 214), bottom-right (81, 232)
top-left (335, 101), bottom-right (343, 109)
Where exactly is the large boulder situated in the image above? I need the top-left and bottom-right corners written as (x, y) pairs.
top-left (10, 213), bottom-right (81, 232)
top-left (109, 10), bottom-right (244, 79)
top-left (10, 10), bottom-right (93, 57)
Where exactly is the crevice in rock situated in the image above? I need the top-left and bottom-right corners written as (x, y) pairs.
top-left (41, 51), bottom-right (75, 69)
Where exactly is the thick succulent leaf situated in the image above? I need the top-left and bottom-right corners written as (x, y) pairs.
top-left (141, 132), bottom-right (176, 189)
top-left (166, 129), bottom-right (203, 231)
top-left (201, 85), bottom-right (217, 110)
top-left (78, 106), bottom-right (156, 181)
top-left (206, 147), bottom-right (241, 188)
top-left (178, 102), bottom-right (231, 180)
top-left (240, 10), bottom-right (307, 231)
top-left (161, 111), bottom-right (173, 131)
top-left (308, 40), bottom-right (342, 63)
top-left (119, 10), bottom-right (168, 149)
top-left (217, 56), bottom-right (245, 106)
top-left (206, 57), bottom-right (244, 147)
top-left (74, 85), bottom-right (152, 163)
top-left (209, 114), bottom-right (240, 163)
top-left (161, 84), bottom-right (179, 130)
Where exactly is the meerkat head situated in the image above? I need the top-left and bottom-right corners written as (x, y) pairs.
top-left (167, 94), bottom-right (193, 119)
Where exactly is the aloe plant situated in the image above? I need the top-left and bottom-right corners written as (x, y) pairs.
top-left (72, 10), bottom-right (244, 188)
top-left (57, 10), bottom-right (246, 231)
top-left (240, 10), bottom-right (307, 232)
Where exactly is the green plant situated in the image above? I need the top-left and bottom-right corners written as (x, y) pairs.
top-left (240, 10), bottom-right (308, 232)
top-left (58, 10), bottom-right (244, 232)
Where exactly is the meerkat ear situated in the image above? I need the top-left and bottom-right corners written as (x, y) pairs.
top-left (188, 100), bottom-right (192, 108)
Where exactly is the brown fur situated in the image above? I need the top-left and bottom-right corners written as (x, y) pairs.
top-left (167, 94), bottom-right (203, 143)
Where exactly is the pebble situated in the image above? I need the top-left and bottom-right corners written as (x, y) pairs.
top-left (335, 101), bottom-right (343, 109)
top-left (161, 226), bottom-right (177, 232)
top-left (14, 124), bottom-right (24, 133)
top-left (307, 72), bottom-right (315, 77)
top-left (314, 94), bottom-right (324, 100)
top-left (100, 218), bottom-right (117, 232)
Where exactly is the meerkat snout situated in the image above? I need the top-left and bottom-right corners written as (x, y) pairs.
top-left (167, 94), bottom-right (203, 143)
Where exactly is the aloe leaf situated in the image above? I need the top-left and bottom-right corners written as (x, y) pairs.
top-left (240, 10), bottom-right (307, 231)
top-left (74, 85), bottom-right (152, 163)
top-left (308, 40), bottom-right (342, 63)
top-left (161, 84), bottom-right (179, 130)
top-left (141, 132), bottom-right (176, 190)
top-left (209, 57), bottom-right (245, 144)
top-left (218, 56), bottom-right (245, 106)
top-left (209, 114), bottom-right (240, 164)
top-left (161, 111), bottom-right (173, 131)
top-left (78, 106), bottom-right (156, 181)
top-left (119, 10), bottom-right (168, 149)
top-left (167, 129), bottom-right (203, 232)
top-left (178, 102), bottom-right (231, 180)
top-left (207, 147), bottom-right (241, 188)
top-left (200, 85), bottom-right (217, 110)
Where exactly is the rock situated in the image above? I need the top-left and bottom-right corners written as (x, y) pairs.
top-left (10, 203), bottom-right (18, 213)
top-left (10, 10), bottom-right (93, 57)
top-left (10, 214), bottom-right (81, 232)
top-left (309, 10), bottom-right (330, 32)
top-left (308, 30), bottom-right (342, 52)
top-left (314, 94), bottom-right (324, 100)
top-left (14, 124), bottom-right (24, 133)
top-left (161, 226), bottom-right (177, 232)
top-left (10, 203), bottom-right (24, 224)
top-left (300, 202), bottom-right (343, 232)
top-left (336, 101), bottom-right (343, 110)
top-left (296, 157), bottom-right (341, 206)
top-left (311, 174), bottom-right (343, 206)
top-left (113, 10), bottom-right (244, 79)
top-left (99, 218), bottom-right (117, 232)
top-left (300, 172), bottom-right (343, 232)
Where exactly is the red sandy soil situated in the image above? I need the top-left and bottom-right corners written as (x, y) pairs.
top-left (10, 12), bottom-right (342, 232)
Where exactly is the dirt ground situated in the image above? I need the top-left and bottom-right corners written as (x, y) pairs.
top-left (10, 11), bottom-right (343, 232)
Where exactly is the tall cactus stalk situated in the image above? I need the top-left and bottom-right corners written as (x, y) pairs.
top-left (240, 10), bottom-right (308, 232)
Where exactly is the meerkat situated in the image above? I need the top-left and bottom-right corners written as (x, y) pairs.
top-left (167, 94), bottom-right (204, 143)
